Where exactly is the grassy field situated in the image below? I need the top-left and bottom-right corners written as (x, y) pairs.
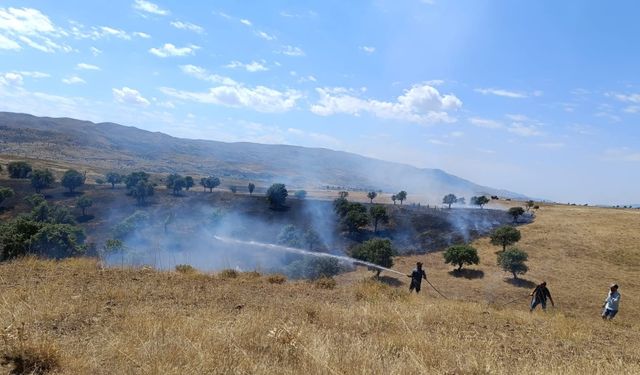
top-left (0, 204), bottom-right (639, 374)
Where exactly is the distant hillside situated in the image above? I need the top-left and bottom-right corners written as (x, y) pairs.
top-left (0, 111), bottom-right (525, 199)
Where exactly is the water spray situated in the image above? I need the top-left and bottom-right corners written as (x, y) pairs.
top-left (213, 235), bottom-right (406, 277)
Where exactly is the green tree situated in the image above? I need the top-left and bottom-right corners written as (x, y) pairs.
top-left (0, 216), bottom-right (41, 260)
top-left (229, 186), bottom-right (237, 194)
top-left (184, 176), bottom-right (194, 191)
top-left (105, 172), bottom-right (122, 189)
top-left (248, 183), bottom-right (255, 195)
top-left (391, 194), bottom-right (397, 205)
top-left (351, 238), bottom-right (395, 277)
top-left (333, 197), bottom-right (350, 217)
top-left (303, 228), bottom-right (322, 251)
top-left (508, 207), bottom-right (525, 223)
top-left (471, 195), bottom-right (490, 208)
top-left (443, 245), bottom-right (479, 271)
top-left (131, 180), bottom-right (154, 205)
top-left (497, 248), bottom-right (529, 279)
top-left (102, 239), bottom-right (125, 258)
top-left (294, 190), bottom-right (307, 199)
top-left (396, 191), bottom-right (407, 205)
top-left (29, 223), bottom-right (86, 259)
top-left (442, 193), bottom-right (457, 209)
top-left (369, 205), bottom-right (389, 233)
top-left (76, 196), bottom-right (93, 216)
top-left (525, 200), bottom-right (535, 212)
top-left (277, 224), bottom-right (302, 248)
top-left (30, 169), bottom-right (55, 193)
top-left (166, 173), bottom-right (186, 196)
top-left (367, 191), bottom-right (377, 203)
top-left (95, 178), bottom-right (105, 185)
top-left (342, 203), bottom-right (369, 233)
top-left (8, 161), bottom-right (32, 179)
top-left (338, 191), bottom-right (349, 199)
top-left (266, 183), bottom-right (288, 208)
top-left (0, 187), bottom-right (15, 206)
top-left (61, 169), bottom-right (85, 193)
top-left (23, 194), bottom-right (45, 208)
top-left (124, 172), bottom-right (150, 190)
top-left (490, 226), bottom-right (521, 251)
top-left (457, 197), bottom-right (466, 205)
top-left (200, 176), bottom-right (220, 192)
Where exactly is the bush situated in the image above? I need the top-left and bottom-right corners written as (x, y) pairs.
top-left (497, 247), bottom-right (529, 279)
top-left (7, 161), bottom-right (32, 179)
top-left (508, 207), bottom-right (525, 223)
top-left (219, 269), bottom-right (239, 278)
top-left (286, 257), bottom-right (342, 279)
top-left (175, 264), bottom-right (197, 274)
top-left (111, 211), bottom-right (150, 239)
top-left (294, 190), bottom-right (307, 199)
top-left (314, 277), bottom-right (336, 289)
top-left (490, 226), bottom-right (521, 251)
top-left (443, 244), bottom-right (480, 271)
top-left (0, 187), bottom-right (15, 206)
top-left (267, 274), bottom-right (287, 284)
top-left (266, 183), bottom-right (288, 208)
top-left (351, 238), bottom-right (395, 276)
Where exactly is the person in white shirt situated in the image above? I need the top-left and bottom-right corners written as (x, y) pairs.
top-left (602, 284), bottom-right (620, 320)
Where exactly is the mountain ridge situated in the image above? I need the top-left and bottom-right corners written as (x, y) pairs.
top-left (0, 111), bottom-right (526, 200)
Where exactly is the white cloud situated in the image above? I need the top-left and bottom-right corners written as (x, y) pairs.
top-left (255, 30), bottom-right (276, 41)
top-left (360, 46), bottom-right (375, 54)
top-left (537, 142), bottom-right (565, 149)
top-left (62, 76), bottom-right (85, 85)
top-left (612, 92), bottom-right (640, 104)
top-left (428, 139), bottom-right (450, 146)
top-left (225, 60), bottom-right (268, 72)
top-left (475, 88), bottom-right (529, 99)
top-left (0, 72), bottom-right (23, 86)
top-left (133, 31), bottom-right (151, 38)
top-left (240, 19), bottom-right (252, 26)
top-left (603, 147), bottom-right (640, 162)
top-left (113, 86), bottom-right (150, 106)
top-left (624, 106), bottom-right (640, 113)
top-left (149, 43), bottom-right (199, 57)
top-left (469, 117), bottom-right (503, 129)
top-left (166, 65), bottom-right (301, 112)
top-left (449, 131), bottom-right (464, 137)
top-left (277, 45), bottom-right (305, 57)
top-left (76, 63), bottom-right (100, 71)
top-left (170, 21), bottom-right (204, 34)
top-left (508, 123), bottom-right (541, 137)
top-left (310, 84), bottom-right (462, 125)
top-left (0, 34), bottom-right (20, 49)
top-left (132, 0), bottom-right (169, 16)
top-left (180, 64), bottom-right (237, 85)
top-left (18, 71), bottom-right (49, 78)
top-left (90, 46), bottom-right (102, 56)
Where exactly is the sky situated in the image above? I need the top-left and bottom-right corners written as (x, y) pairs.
top-left (0, 0), bottom-right (639, 205)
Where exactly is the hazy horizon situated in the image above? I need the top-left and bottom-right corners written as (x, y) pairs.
top-left (1, 1), bottom-right (639, 205)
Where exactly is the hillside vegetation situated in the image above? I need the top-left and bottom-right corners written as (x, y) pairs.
top-left (0, 204), bottom-right (638, 374)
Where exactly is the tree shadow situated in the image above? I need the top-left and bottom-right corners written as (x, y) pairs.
top-left (505, 278), bottom-right (536, 288)
top-left (448, 269), bottom-right (485, 279)
top-left (375, 275), bottom-right (404, 287)
top-left (76, 214), bottom-right (95, 223)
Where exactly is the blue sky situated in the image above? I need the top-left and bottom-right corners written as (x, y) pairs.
top-left (0, 0), bottom-right (639, 205)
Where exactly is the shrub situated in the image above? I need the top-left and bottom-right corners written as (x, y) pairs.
top-left (266, 183), bottom-right (288, 208)
top-left (314, 277), bottom-right (336, 289)
top-left (0, 187), bottom-right (15, 206)
top-left (508, 207), bottom-right (525, 223)
top-left (1, 337), bottom-right (61, 375)
top-left (219, 269), bottom-right (238, 278)
top-left (7, 161), bottom-right (32, 179)
top-left (111, 211), bottom-right (150, 239)
top-left (294, 190), bottom-right (307, 199)
top-left (175, 264), bottom-right (197, 274)
top-left (443, 244), bottom-right (480, 271)
top-left (267, 274), bottom-right (287, 284)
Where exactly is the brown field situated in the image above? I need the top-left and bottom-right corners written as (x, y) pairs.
top-left (1, 203), bottom-right (639, 374)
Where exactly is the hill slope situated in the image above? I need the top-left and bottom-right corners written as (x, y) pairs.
top-left (0, 112), bottom-right (523, 199)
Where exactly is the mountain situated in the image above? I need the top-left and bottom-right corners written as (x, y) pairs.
top-left (0, 112), bottom-right (525, 199)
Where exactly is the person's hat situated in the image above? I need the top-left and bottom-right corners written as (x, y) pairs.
top-left (610, 283), bottom-right (618, 288)
top-left (417, 262), bottom-right (423, 266)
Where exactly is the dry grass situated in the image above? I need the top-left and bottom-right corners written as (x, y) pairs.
top-left (1, 205), bottom-right (639, 374)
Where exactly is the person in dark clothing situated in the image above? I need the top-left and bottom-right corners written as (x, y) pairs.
top-left (407, 262), bottom-right (427, 293)
top-left (530, 281), bottom-right (554, 311)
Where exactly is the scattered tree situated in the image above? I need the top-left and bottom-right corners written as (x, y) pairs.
top-left (105, 172), bottom-right (122, 189)
top-left (0, 187), bottom-right (15, 206)
top-left (497, 247), bottom-right (529, 279)
top-left (102, 239), bottom-right (125, 256)
top-left (229, 186), bottom-right (237, 194)
top-left (95, 178), bottom-right (105, 185)
top-left (391, 194), bottom-right (397, 205)
top-left (131, 180), bottom-right (154, 205)
top-left (266, 183), bottom-right (288, 208)
top-left (200, 176), bottom-right (220, 192)
top-left (30, 169), bottom-right (55, 193)
top-left (184, 176), bottom-right (194, 191)
top-left (342, 203), bottom-right (369, 233)
top-left (490, 225), bottom-right (521, 251)
top-left (29, 223), bottom-right (86, 259)
top-left (351, 238), bottom-right (395, 277)
top-left (333, 197), bottom-right (350, 217)
top-left (396, 191), bottom-right (407, 205)
top-left (457, 197), bottom-right (466, 205)
top-left (61, 169), bottom-right (85, 193)
top-left (508, 207), bottom-right (525, 223)
top-left (367, 191), bottom-right (377, 203)
top-left (442, 193), bottom-right (457, 209)
top-left (443, 245), bottom-right (479, 271)
top-left (338, 191), bottom-right (349, 199)
top-left (124, 172), bottom-right (150, 190)
top-left (277, 224), bottom-right (303, 248)
top-left (369, 205), bottom-right (389, 233)
top-left (294, 190), bottom-right (307, 199)
top-left (76, 196), bottom-right (93, 216)
top-left (471, 195), bottom-right (490, 209)
top-left (8, 161), bottom-right (32, 179)
top-left (525, 200), bottom-right (535, 212)
top-left (248, 183), bottom-right (255, 195)
top-left (166, 174), bottom-right (186, 196)
top-left (303, 228), bottom-right (322, 251)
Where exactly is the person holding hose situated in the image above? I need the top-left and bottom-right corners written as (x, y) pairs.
top-left (407, 262), bottom-right (427, 293)
top-left (530, 281), bottom-right (554, 311)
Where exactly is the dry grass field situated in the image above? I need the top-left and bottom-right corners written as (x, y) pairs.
top-left (1, 204), bottom-right (639, 374)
